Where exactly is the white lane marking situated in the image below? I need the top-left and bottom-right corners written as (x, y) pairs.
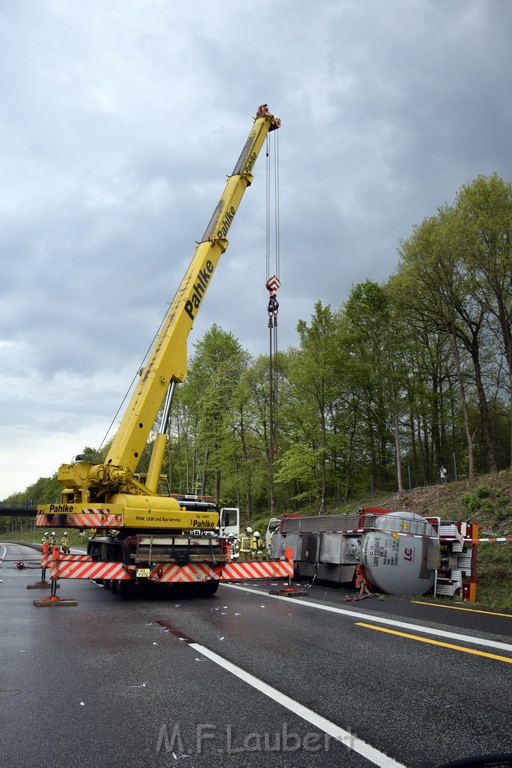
top-left (190, 641), bottom-right (406, 768)
top-left (223, 583), bottom-right (512, 653)
top-left (0, 545), bottom-right (6, 562)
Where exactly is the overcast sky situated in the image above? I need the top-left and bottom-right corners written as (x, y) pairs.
top-left (1, 0), bottom-right (511, 500)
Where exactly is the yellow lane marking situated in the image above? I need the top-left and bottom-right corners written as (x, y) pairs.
top-left (411, 601), bottom-right (512, 618)
top-left (355, 622), bottom-right (512, 664)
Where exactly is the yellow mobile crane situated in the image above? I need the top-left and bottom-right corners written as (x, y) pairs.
top-left (35, 105), bottom-right (291, 597)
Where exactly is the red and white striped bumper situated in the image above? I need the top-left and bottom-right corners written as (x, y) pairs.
top-left (43, 552), bottom-right (293, 583)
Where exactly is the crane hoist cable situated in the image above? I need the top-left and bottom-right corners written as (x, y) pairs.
top-left (265, 129), bottom-right (281, 457)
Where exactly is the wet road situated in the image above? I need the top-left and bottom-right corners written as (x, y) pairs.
top-left (1, 542), bottom-right (512, 768)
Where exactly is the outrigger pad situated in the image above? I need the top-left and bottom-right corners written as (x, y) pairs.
top-left (268, 586), bottom-right (309, 597)
top-left (32, 597), bottom-right (78, 607)
top-left (27, 581), bottom-right (52, 589)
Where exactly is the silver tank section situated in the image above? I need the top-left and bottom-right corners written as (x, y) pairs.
top-left (361, 511), bottom-right (440, 595)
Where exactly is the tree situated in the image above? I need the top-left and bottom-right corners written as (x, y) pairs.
top-left (175, 325), bottom-right (250, 504)
top-left (396, 203), bottom-right (500, 476)
top-left (343, 281), bottom-right (400, 492)
top-left (233, 352), bottom-right (288, 518)
top-left (281, 302), bottom-right (342, 512)
top-left (456, 175), bottom-right (512, 468)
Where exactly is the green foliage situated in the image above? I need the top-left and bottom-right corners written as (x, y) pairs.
top-left (1, 474), bottom-right (61, 535)
top-left (462, 485), bottom-right (494, 513)
top-left (461, 484), bottom-right (512, 526)
top-left (275, 444), bottom-right (318, 495)
top-left (81, 445), bottom-right (107, 463)
top-left (475, 484), bottom-right (492, 499)
top-left (173, 324), bottom-right (252, 504)
top-left (3, 474), bottom-right (61, 505)
top-left (476, 542), bottom-right (512, 609)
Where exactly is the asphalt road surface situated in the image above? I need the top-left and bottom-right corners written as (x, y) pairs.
top-left (1, 542), bottom-right (512, 768)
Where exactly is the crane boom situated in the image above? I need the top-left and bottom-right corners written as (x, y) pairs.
top-left (49, 105), bottom-right (280, 512)
top-left (106, 105), bottom-right (279, 473)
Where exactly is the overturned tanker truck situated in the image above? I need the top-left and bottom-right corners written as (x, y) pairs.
top-left (267, 508), bottom-right (479, 600)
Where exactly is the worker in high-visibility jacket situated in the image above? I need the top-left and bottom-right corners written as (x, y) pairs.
top-left (49, 531), bottom-right (56, 547)
top-left (251, 531), bottom-right (266, 560)
top-left (61, 532), bottom-right (70, 554)
top-left (238, 527), bottom-right (252, 561)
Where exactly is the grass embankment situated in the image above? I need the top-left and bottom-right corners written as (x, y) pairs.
top-left (473, 543), bottom-right (512, 609)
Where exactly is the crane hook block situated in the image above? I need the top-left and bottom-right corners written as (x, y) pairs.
top-left (266, 276), bottom-right (281, 327)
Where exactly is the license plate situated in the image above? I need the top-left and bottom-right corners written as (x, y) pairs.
top-left (136, 568), bottom-right (151, 578)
